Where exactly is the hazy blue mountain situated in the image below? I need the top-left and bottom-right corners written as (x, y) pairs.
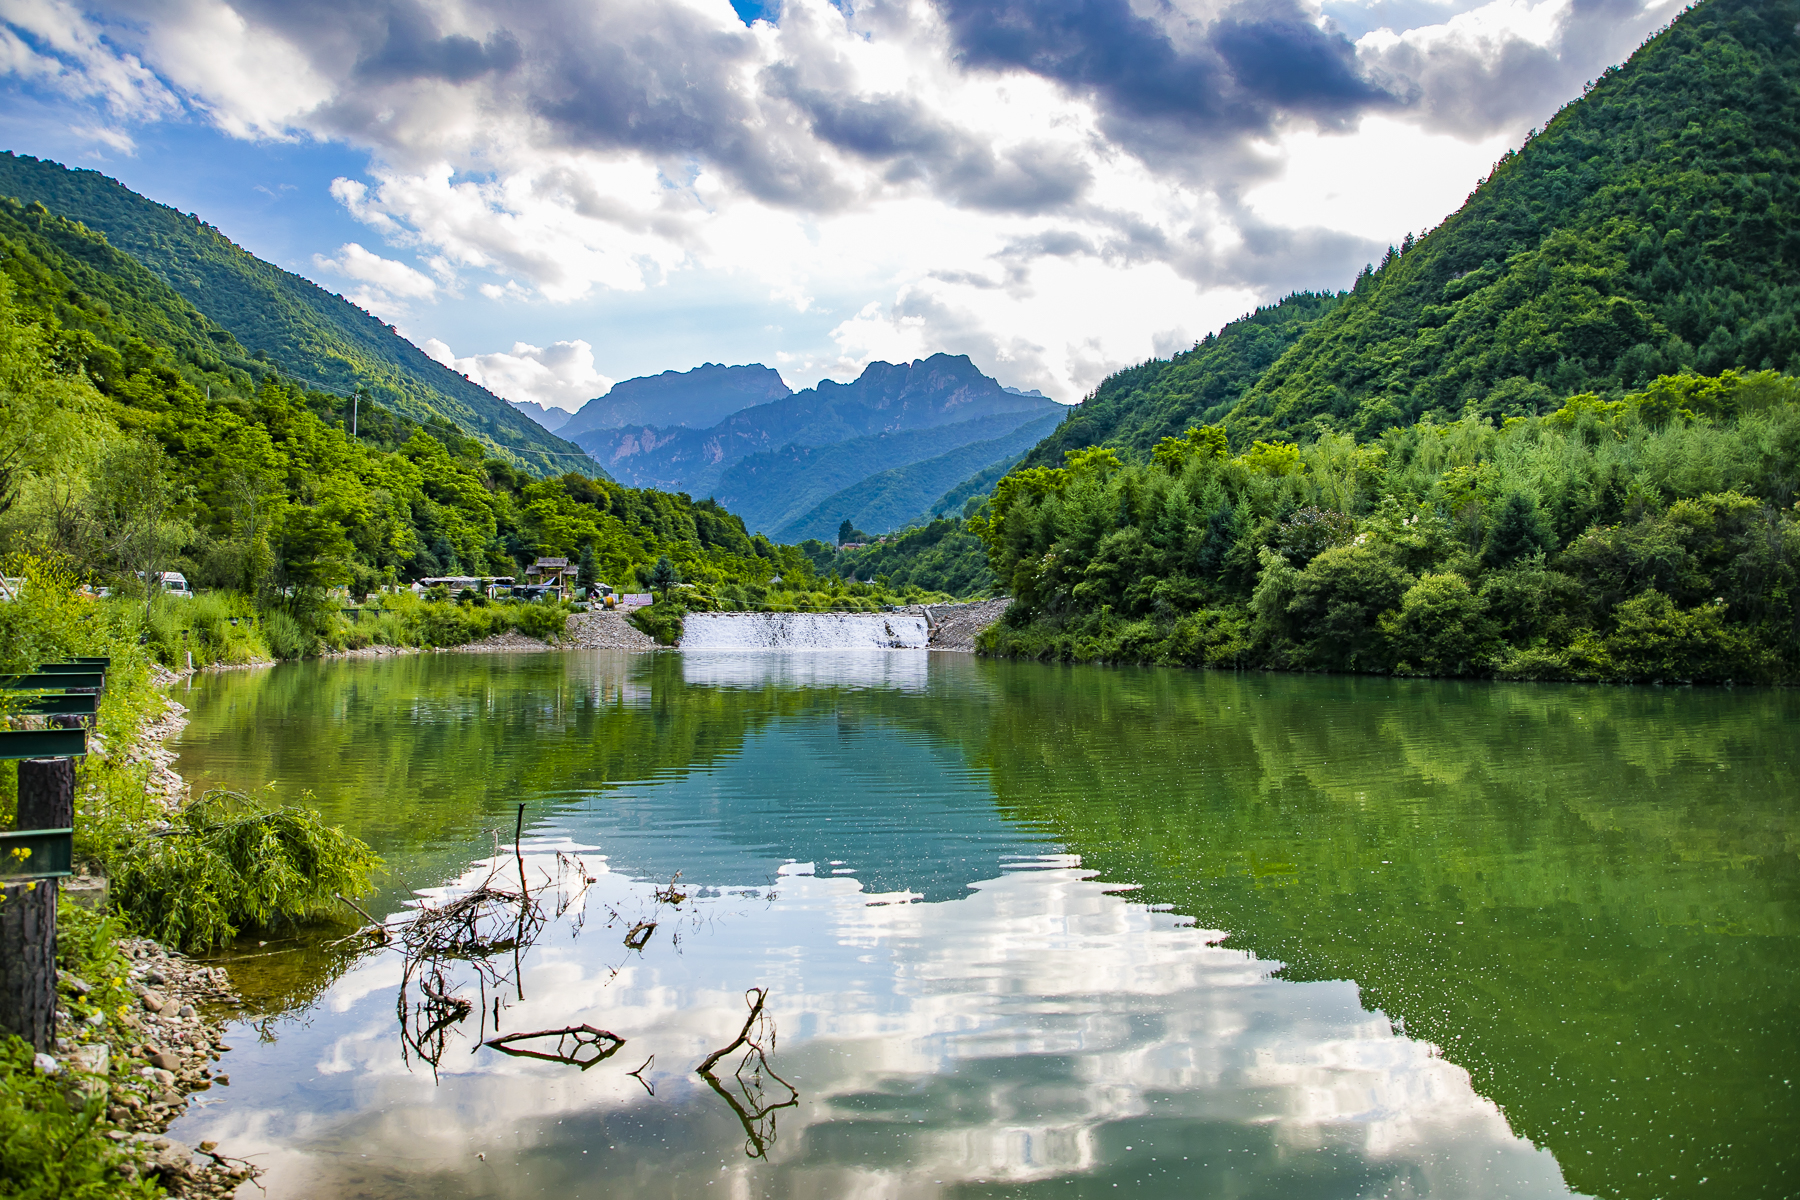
top-left (508, 399), bottom-right (572, 432)
top-left (771, 411), bottom-right (1064, 543)
top-left (0, 152), bottom-right (593, 476)
top-left (574, 354), bottom-right (1062, 497)
top-left (704, 408), bottom-right (1062, 537)
top-left (559, 362), bottom-right (791, 440)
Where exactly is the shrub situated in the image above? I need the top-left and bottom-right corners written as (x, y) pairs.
top-left (0, 1038), bottom-right (158, 1199)
top-left (261, 608), bottom-right (313, 660)
top-left (110, 788), bottom-right (382, 952)
top-left (1286, 543), bottom-right (1414, 671)
top-left (1381, 573), bottom-right (1499, 675)
top-left (1595, 590), bottom-right (1776, 683)
top-left (628, 601), bottom-right (685, 645)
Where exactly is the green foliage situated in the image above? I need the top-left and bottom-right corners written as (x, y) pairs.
top-left (977, 378), bottom-right (1800, 682)
top-left (828, 517), bottom-right (996, 597)
top-left (1381, 573), bottom-right (1500, 674)
top-left (1224, 0), bottom-right (1800, 440)
top-left (648, 554), bottom-right (680, 598)
top-left (110, 788), bottom-right (382, 953)
top-left (0, 1038), bottom-right (157, 1200)
top-left (1018, 293), bottom-right (1341, 467)
top-left (628, 601), bottom-right (685, 645)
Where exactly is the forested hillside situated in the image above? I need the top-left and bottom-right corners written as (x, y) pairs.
top-left (0, 196), bottom-right (888, 646)
top-left (0, 153), bottom-right (590, 475)
top-left (1028, 0), bottom-right (1797, 460)
top-left (1020, 292), bottom-right (1341, 466)
top-left (975, 0), bottom-right (1800, 684)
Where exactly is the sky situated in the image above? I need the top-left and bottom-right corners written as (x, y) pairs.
top-left (0, 0), bottom-right (1682, 411)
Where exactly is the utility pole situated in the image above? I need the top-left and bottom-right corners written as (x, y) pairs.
top-left (352, 390), bottom-right (360, 439)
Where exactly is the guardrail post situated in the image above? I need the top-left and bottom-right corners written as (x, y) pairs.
top-left (0, 758), bottom-right (74, 1051)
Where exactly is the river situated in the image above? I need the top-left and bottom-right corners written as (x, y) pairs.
top-left (166, 649), bottom-right (1799, 1199)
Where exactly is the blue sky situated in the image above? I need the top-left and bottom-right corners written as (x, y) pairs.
top-left (1, 0), bottom-right (1680, 411)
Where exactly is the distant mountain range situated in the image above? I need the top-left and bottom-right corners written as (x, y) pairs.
top-left (553, 355), bottom-right (1065, 539)
top-left (508, 399), bottom-right (572, 432)
top-left (559, 362), bottom-right (792, 439)
top-left (0, 153), bottom-right (595, 476)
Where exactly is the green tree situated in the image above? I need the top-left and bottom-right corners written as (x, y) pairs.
top-left (1484, 492), bottom-right (1555, 567)
top-left (1381, 573), bottom-right (1500, 674)
top-left (649, 554), bottom-right (680, 600)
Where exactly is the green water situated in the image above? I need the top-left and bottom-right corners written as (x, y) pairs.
top-left (167, 651), bottom-right (1799, 1200)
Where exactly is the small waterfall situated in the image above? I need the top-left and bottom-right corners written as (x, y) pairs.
top-left (680, 611), bottom-right (929, 650)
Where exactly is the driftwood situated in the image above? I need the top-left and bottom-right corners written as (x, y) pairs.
top-left (697, 987), bottom-right (798, 1159)
top-left (485, 1024), bottom-right (625, 1070)
top-left (623, 920), bottom-right (657, 950)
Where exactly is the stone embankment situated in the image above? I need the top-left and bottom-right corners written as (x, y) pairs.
top-left (901, 598), bottom-right (1011, 652)
top-left (558, 610), bottom-right (659, 650)
top-left (450, 610), bottom-right (658, 652)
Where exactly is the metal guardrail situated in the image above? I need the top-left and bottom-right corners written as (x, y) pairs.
top-left (0, 728), bottom-right (86, 759)
top-left (13, 694), bottom-right (98, 718)
top-left (0, 828), bottom-right (73, 882)
top-left (0, 673), bottom-right (105, 691)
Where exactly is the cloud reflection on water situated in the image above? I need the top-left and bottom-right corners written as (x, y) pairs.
top-left (178, 851), bottom-right (1575, 1198)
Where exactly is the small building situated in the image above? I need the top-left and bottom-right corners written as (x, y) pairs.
top-left (525, 557), bottom-right (573, 599)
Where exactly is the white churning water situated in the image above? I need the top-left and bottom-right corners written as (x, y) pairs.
top-left (679, 611), bottom-right (929, 650)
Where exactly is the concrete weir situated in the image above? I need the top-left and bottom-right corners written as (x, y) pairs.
top-left (678, 611), bottom-right (929, 650)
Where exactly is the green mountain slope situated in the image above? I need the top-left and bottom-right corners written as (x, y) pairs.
top-left (1225, 0), bottom-right (1800, 441)
top-left (1009, 0), bottom-right (1799, 463)
top-left (1020, 291), bottom-right (1341, 466)
top-left (773, 411), bottom-right (1064, 543)
top-left (972, 0), bottom-right (1800, 684)
top-left (0, 152), bottom-right (595, 476)
top-left (0, 195), bottom-right (822, 606)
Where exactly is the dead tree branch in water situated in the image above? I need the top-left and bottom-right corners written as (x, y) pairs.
top-left (485, 1024), bottom-right (625, 1070)
top-left (697, 987), bottom-right (798, 1159)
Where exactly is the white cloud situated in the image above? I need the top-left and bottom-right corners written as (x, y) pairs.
top-left (421, 336), bottom-right (612, 411)
top-left (312, 241), bottom-right (436, 319)
top-left (1, 0), bottom-right (1684, 399)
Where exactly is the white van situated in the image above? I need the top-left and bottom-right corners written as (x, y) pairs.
top-left (144, 571), bottom-right (194, 597)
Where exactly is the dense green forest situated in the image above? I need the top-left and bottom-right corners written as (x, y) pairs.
top-left (0, 194), bottom-right (958, 660)
top-left (807, 515), bottom-right (998, 597)
top-left (974, 0), bottom-right (1800, 683)
top-left (0, 152), bottom-right (589, 475)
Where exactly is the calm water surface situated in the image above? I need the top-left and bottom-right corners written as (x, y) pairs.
top-left (166, 651), bottom-right (1799, 1200)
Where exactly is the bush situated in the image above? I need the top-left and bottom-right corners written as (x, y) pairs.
top-left (110, 788), bottom-right (382, 952)
top-left (0, 1038), bottom-right (158, 1199)
top-left (514, 601), bottom-right (568, 640)
top-left (1594, 590), bottom-right (1777, 683)
top-left (1381, 573), bottom-right (1499, 675)
top-left (1286, 543), bottom-right (1414, 671)
top-left (628, 601), bottom-right (685, 645)
top-left (261, 608), bottom-right (314, 660)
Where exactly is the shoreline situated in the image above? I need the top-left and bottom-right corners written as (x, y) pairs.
top-left (48, 670), bottom-right (260, 1196)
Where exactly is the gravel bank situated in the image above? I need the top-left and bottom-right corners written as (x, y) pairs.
top-left (909, 598), bottom-right (1011, 652)
top-left (82, 942), bottom-right (259, 1196)
top-left (560, 610), bottom-right (660, 651)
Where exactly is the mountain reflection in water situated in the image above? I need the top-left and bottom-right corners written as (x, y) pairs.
top-left (169, 650), bottom-right (1798, 1200)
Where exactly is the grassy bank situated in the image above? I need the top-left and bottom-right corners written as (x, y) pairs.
top-left (131, 585), bottom-right (573, 668)
top-left (2, 559), bottom-right (383, 1195)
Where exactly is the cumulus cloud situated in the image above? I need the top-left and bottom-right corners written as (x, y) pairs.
top-left (2, 0), bottom-right (1684, 399)
top-left (422, 336), bottom-right (613, 411)
top-left (312, 241), bottom-right (436, 319)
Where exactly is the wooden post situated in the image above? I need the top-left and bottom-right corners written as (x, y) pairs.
top-left (0, 758), bottom-right (74, 1051)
